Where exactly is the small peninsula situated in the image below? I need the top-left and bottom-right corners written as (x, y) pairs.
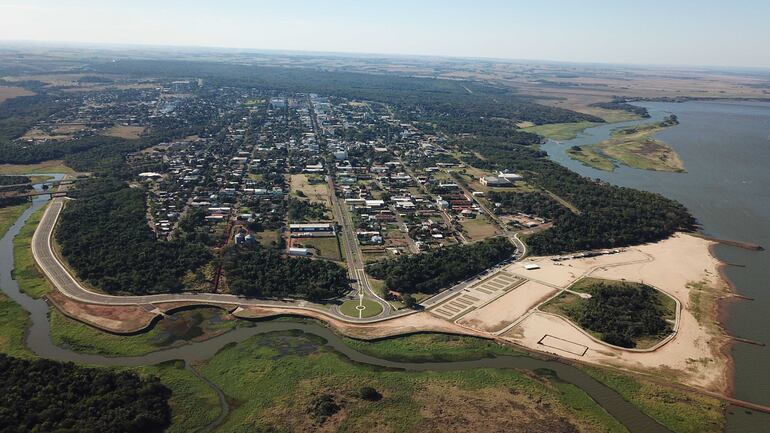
top-left (568, 115), bottom-right (685, 172)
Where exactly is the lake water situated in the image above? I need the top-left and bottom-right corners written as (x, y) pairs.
top-left (543, 100), bottom-right (770, 431)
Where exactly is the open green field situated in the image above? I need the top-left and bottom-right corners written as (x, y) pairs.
top-left (460, 216), bottom-right (499, 241)
top-left (294, 235), bottom-right (343, 261)
top-left (12, 205), bottom-right (53, 298)
top-left (290, 173), bottom-right (332, 208)
top-left (343, 333), bottom-right (522, 363)
top-left (50, 307), bottom-right (240, 357)
top-left (0, 293), bottom-right (34, 359)
top-left (198, 331), bottom-right (626, 433)
top-left (136, 361), bottom-right (221, 433)
top-left (0, 160), bottom-right (77, 175)
top-left (567, 146), bottom-right (616, 171)
top-left (255, 230), bottom-right (281, 248)
top-left (582, 367), bottom-right (725, 433)
top-left (339, 298), bottom-right (383, 318)
top-left (0, 202), bottom-right (29, 239)
top-left (524, 121), bottom-right (602, 141)
top-left (567, 118), bottom-right (685, 173)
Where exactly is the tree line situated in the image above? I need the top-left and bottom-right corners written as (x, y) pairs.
top-left (366, 237), bottom-right (515, 293)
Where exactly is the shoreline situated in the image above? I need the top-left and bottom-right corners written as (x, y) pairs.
top-left (711, 244), bottom-right (738, 398)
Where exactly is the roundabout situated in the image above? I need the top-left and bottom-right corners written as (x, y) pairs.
top-left (339, 298), bottom-right (384, 319)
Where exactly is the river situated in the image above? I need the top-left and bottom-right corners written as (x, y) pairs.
top-left (0, 177), bottom-right (670, 432)
top-left (542, 100), bottom-right (770, 432)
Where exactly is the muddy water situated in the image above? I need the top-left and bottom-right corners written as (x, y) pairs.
top-left (0, 179), bottom-right (669, 433)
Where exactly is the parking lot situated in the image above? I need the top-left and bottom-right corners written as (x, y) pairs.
top-left (429, 271), bottom-right (525, 321)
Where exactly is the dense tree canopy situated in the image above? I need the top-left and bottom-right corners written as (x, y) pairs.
top-left (56, 178), bottom-right (212, 294)
top-left (565, 281), bottom-right (672, 348)
top-left (366, 237), bottom-right (515, 293)
top-left (461, 139), bottom-right (695, 254)
top-left (222, 244), bottom-right (349, 301)
top-left (0, 354), bottom-right (171, 433)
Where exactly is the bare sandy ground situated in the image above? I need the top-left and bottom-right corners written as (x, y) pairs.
top-left (502, 233), bottom-right (732, 394)
top-left (458, 281), bottom-right (557, 332)
top-left (47, 291), bottom-right (159, 333)
top-left (506, 249), bottom-right (652, 288)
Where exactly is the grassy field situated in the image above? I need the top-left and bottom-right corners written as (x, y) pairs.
top-left (460, 216), bottom-right (499, 241)
top-left (293, 235), bottom-right (343, 261)
top-left (339, 298), bottom-right (383, 318)
top-left (137, 361), bottom-right (221, 433)
top-left (0, 160), bottom-right (77, 175)
top-left (290, 173), bottom-right (332, 208)
top-left (198, 331), bottom-right (626, 433)
top-left (583, 367), bottom-right (725, 433)
top-left (0, 85), bottom-right (35, 103)
top-left (567, 146), bottom-right (616, 171)
top-left (0, 293), bottom-right (34, 359)
top-left (50, 307), bottom-right (239, 357)
top-left (102, 124), bottom-right (146, 139)
top-left (12, 205), bottom-right (53, 298)
top-left (255, 230), bottom-right (281, 248)
top-left (0, 202), bottom-right (29, 239)
top-left (524, 121), bottom-right (601, 141)
top-left (567, 120), bottom-right (684, 173)
top-left (343, 333), bottom-right (522, 363)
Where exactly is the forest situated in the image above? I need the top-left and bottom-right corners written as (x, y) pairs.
top-left (56, 178), bottom-right (212, 294)
top-left (366, 237), bottom-right (515, 293)
top-left (0, 354), bottom-right (171, 433)
top-left (488, 191), bottom-right (572, 221)
top-left (222, 244), bottom-right (349, 301)
top-left (459, 137), bottom-right (695, 254)
top-left (561, 281), bottom-right (673, 348)
top-left (590, 98), bottom-right (650, 118)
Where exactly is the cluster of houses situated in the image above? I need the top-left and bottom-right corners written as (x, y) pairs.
top-left (123, 85), bottom-right (535, 266)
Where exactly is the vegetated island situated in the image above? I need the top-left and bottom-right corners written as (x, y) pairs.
top-left (567, 115), bottom-right (685, 172)
top-left (542, 277), bottom-right (676, 349)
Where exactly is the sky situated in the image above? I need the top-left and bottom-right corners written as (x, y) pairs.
top-left (2, 0), bottom-right (770, 68)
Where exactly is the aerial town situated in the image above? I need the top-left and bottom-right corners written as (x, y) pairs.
top-left (34, 79), bottom-right (544, 307)
top-left (1, 41), bottom-right (763, 432)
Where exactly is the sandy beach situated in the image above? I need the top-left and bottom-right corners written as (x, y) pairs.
top-left (499, 233), bottom-right (734, 394)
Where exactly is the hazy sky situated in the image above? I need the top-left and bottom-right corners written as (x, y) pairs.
top-left (2, 0), bottom-right (770, 68)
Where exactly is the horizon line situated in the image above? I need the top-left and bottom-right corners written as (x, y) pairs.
top-left (2, 38), bottom-right (770, 73)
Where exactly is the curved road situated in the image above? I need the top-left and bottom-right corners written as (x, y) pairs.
top-left (32, 198), bottom-right (411, 323)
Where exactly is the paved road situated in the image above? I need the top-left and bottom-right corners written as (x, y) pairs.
top-left (326, 175), bottom-right (392, 316)
top-left (32, 198), bottom-right (408, 323)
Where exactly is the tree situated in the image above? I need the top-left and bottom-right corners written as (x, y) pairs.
top-left (358, 386), bottom-right (382, 401)
top-left (402, 293), bottom-right (418, 309)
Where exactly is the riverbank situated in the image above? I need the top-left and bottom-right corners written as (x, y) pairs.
top-left (567, 116), bottom-right (685, 172)
top-left (501, 233), bottom-right (733, 395)
top-left (0, 189), bottom-right (738, 432)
